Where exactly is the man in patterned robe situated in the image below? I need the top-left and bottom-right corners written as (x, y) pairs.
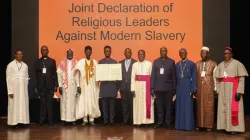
top-left (196, 46), bottom-right (217, 131)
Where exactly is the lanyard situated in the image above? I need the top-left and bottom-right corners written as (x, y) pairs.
top-left (180, 60), bottom-right (188, 75)
top-left (16, 61), bottom-right (22, 71)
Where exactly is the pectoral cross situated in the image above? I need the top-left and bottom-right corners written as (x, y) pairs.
top-left (179, 60), bottom-right (187, 79)
top-left (180, 72), bottom-right (184, 78)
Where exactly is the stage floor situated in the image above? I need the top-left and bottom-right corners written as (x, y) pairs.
top-left (1, 118), bottom-right (250, 140)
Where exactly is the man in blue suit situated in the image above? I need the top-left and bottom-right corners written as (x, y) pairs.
top-left (151, 47), bottom-right (176, 129)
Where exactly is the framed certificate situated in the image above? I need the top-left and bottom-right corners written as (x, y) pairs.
top-left (95, 64), bottom-right (122, 81)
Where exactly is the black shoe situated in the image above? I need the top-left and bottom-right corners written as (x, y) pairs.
top-left (230, 132), bottom-right (236, 135)
top-left (49, 123), bottom-right (54, 126)
top-left (61, 121), bottom-right (65, 126)
top-left (89, 121), bottom-right (96, 126)
top-left (154, 123), bottom-right (162, 129)
top-left (39, 123), bottom-right (44, 126)
top-left (207, 128), bottom-right (212, 132)
top-left (144, 124), bottom-right (149, 128)
top-left (19, 124), bottom-right (27, 128)
top-left (121, 122), bottom-right (128, 126)
top-left (104, 122), bottom-right (109, 126)
top-left (72, 122), bottom-right (76, 126)
top-left (110, 123), bottom-right (116, 127)
top-left (11, 124), bottom-right (19, 128)
top-left (120, 123), bottom-right (125, 126)
top-left (217, 130), bottom-right (223, 133)
top-left (166, 125), bottom-right (172, 130)
top-left (81, 121), bottom-right (87, 127)
top-left (136, 125), bottom-right (141, 128)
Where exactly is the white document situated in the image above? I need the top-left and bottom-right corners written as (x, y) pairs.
top-left (201, 71), bottom-right (206, 77)
top-left (160, 68), bottom-right (164, 74)
top-left (95, 64), bottom-right (122, 81)
top-left (42, 68), bottom-right (46, 74)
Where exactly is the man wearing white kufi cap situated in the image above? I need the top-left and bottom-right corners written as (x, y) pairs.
top-left (195, 46), bottom-right (218, 131)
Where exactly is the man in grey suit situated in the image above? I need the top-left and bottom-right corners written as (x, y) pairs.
top-left (119, 48), bottom-right (137, 125)
top-left (151, 47), bottom-right (176, 129)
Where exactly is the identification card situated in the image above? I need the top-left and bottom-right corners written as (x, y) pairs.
top-left (42, 68), bottom-right (46, 74)
top-left (201, 71), bottom-right (206, 77)
top-left (223, 71), bottom-right (228, 77)
top-left (160, 68), bottom-right (164, 74)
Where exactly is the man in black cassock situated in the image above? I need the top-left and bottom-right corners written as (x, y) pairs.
top-left (33, 45), bottom-right (58, 126)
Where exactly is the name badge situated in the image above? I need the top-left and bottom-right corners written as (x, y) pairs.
top-left (201, 71), bottom-right (206, 77)
top-left (160, 68), bottom-right (164, 74)
top-left (224, 71), bottom-right (228, 77)
top-left (43, 68), bottom-right (46, 74)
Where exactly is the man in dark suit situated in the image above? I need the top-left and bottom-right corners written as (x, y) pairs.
top-left (34, 45), bottom-right (58, 126)
top-left (98, 46), bottom-right (119, 126)
top-left (119, 48), bottom-right (136, 125)
top-left (151, 46), bottom-right (176, 129)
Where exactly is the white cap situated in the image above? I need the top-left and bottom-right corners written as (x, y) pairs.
top-left (201, 46), bottom-right (209, 51)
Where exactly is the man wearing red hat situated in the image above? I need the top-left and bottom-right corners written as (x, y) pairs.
top-left (215, 47), bottom-right (248, 134)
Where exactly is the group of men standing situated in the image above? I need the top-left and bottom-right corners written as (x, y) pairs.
top-left (6, 45), bottom-right (248, 135)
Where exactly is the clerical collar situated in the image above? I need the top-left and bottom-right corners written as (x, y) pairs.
top-left (42, 56), bottom-right (48, 59)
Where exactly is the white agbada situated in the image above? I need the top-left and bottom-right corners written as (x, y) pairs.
top-left (75, 58), bottom-right (101, 122)
top-left (6, 60), bottom-right (29, 125)
top-left (57, 59), bottom-right (77, 122)
top-left (131, 60), bottom-right (154, 125)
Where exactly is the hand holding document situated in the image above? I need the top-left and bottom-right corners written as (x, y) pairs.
top-left (95, 64), bottom-right (122, 81)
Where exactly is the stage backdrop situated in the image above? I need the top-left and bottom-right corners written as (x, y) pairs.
top-left (39, 0), bottom-right (202, 98)
top-left (9, 0), bottom-right (231, 120)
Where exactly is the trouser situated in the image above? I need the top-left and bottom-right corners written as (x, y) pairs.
top-left (120, 87), bottom-right (133, 124)
top-left (155, 91), bottom-right (173, 126)
top-left (101, 97), bottom-right (115, 124)
top-left (39, 88), bottom-right (54, 124)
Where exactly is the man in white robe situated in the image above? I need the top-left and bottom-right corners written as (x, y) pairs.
top-left (57, 49), bottom-right (77, 126)
top-left (131, 50), bottom-right (154, 126)
top-left (75, 46), bottom-right (101, 126)
top-left (6, 49), bottom-right (29, 128)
